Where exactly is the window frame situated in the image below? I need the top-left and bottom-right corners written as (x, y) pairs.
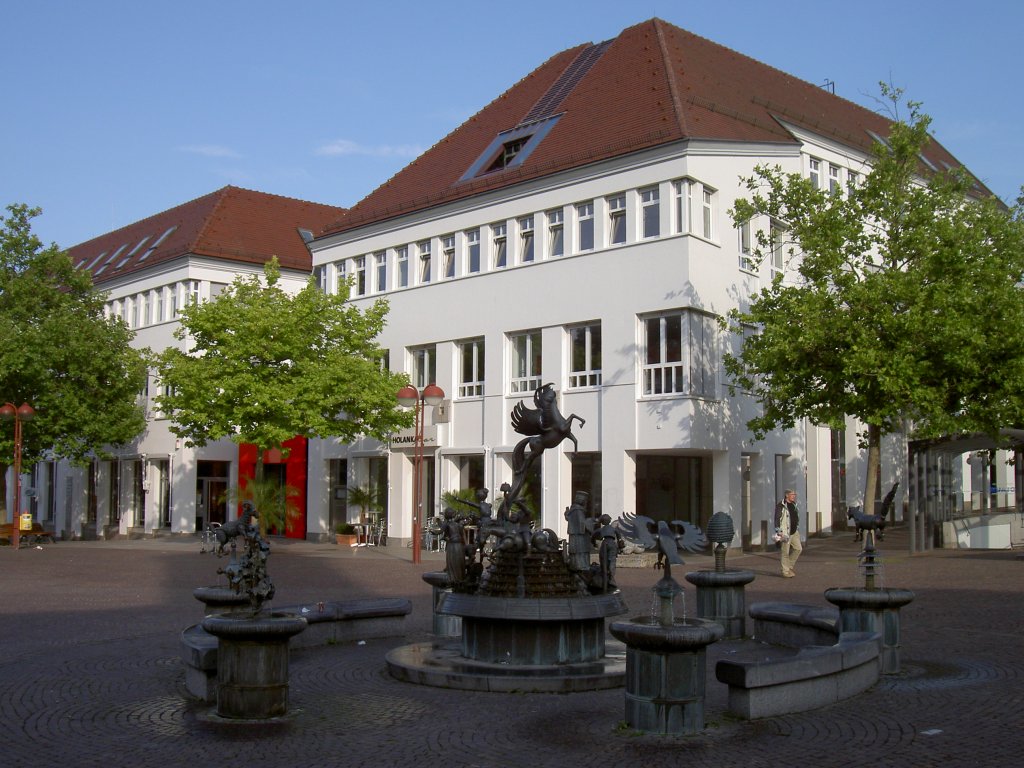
top-left (466, 228), bottom-right (481, 274)
top-left (518, 216), bottom-right (535, 263)
top-left (641, 309), bottom-right (717, 399)
top-left (567, 322), bottom-right (602, 390)
top-left (442, 234), bottom-right (456, 280)
top-left (417, 240), bottom-right (431, 284)
top-left (509, 330), bottom-right (542, 395)
top-left (458, 338), bottom-right (485, 398)
top-left (576, 201), bottom-right (594, 252)
top-left (492, 222), bottom-right (507, 269)
top-left (640, 186), bottom-right (660, 239)
top-left (546, 209), bottom-right (564, 257)
top-left (607, 194), bottom-right (626, 245)
top-left (410, 344), bottom-right (437, 389)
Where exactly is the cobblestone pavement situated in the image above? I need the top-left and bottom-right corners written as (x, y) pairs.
top-left (1, 527), bottom-right (1022, 768)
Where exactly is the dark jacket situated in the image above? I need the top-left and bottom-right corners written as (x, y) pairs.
top-left (774, 500), bottom-right (799, 536)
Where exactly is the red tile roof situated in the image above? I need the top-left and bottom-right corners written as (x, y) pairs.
top-left (320, 18), bottom-right (988, 237)
top-left (68, 186), bottom-right (346, 285)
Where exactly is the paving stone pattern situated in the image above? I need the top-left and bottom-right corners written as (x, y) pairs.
top-left (1, 528), bottom-right (1021, 767)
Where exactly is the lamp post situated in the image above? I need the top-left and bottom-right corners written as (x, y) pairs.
top-left (1, 402), bottom-right (36, 550)
top-left (396, 383), bottom-right (444, 564)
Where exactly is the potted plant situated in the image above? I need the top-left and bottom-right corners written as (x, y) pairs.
top-left (335, 522), bottom-right (358, 547)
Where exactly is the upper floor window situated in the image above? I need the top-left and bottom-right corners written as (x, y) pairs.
top-left (442, 235), bottom-right (456, 279)
top-left (641, 186), bottom-right (660, 238)
top-left (492, 223), bottom-right (507, 269)
top-left (466, 229), bottom-right (481, 274)
top-left (396, 246), bottom-right (409, 288)
top-left (829, 164), bottom-right (841, 194)
top-left (188, 280), bottom-right (200, 305)
top-left (519, 216), bottom-right (534, 263)
top-left (168, 284), bottom-right (179, 319)
top-left (577, 202), bottom-right (594, 252)
top-left (738, 220), bottom-right (754, 272)
top-left (809, 157), bottom-right (822, 190)
top-left (410, 345), bottom-right (437, 388)
top-left (355, 256), bottom-right (367, 296)
top-left (608, 194), bottom-right (626, 245)
top-left (847, 170), bottom-right (860, 194)
top-left (155, 288), bottom-right (165, 323)
top-left (568, 323), bottom-right (601, 389)
top-left (546, 209), bottom-right (564, 257)
top-left (139, 293), bottom-right (149, 326)
top-left (642, 310), bottom-right (716, 398)
top-left (458, 338), bottom-right (485, 398)
top-left (374, 252), bottom-right (387, 292)
top-left (418, 240), bottom-right (431, 284)
top-left (770, 221), bottom-right (786, 278)
top-left (509, 330), bottom-right (542, 394)
top-left (313, 264), bottom-right (329, 294)
top-left (673, 179), bottom-right (715, 240)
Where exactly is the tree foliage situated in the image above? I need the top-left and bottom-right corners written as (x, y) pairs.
top-left (155, 258), bottom-right (410, 466)
top-left (724, 88), bottom-right (1024, 508)
top-left (1, 204), bottom-right (148, 511)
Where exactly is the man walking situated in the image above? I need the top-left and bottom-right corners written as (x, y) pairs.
top-left (774, 489), bottom-right (802, 578)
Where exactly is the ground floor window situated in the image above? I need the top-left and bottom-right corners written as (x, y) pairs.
top-left (635, 454), bottom-right (710, 529)
top-left (329, 458), bottom-right (348, 533)
top-left (153, 458), bottom-right (171, 528)
top-left (570, 452), bottom-right (602, 519)
top-left (196, 460), bottom-right (230, 530)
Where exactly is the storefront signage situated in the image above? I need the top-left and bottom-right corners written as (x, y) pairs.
top-left (390, 426), bottom-right (438, 449)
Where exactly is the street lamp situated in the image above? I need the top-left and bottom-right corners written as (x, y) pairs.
top-left (396, 383), bottom-right (444, 564)
top-left (1, 402), bottom-right (36, 550)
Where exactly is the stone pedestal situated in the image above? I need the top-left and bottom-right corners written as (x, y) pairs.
top-left (201, 612), bottom-right (307, 719)
top-left (422, 571), bottom-right (461, 637)
top-left (824, 587), bottom-right (915, 674)
top-left (684, 569), bottom-right (756, 639)
top-left (609, 617), bottom-right (723, 735)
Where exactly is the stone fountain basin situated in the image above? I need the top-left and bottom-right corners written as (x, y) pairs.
top-left (609, 616), bottom-right (724, 651)
top-left (202, 611), bottom-right (308, 640)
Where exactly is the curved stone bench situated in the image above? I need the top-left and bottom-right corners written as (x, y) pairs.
top-left (182, 597), bottom-right (411, 701)
top-left (715, 602), bottom-right (882, 719)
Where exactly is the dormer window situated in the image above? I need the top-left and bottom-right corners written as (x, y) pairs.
top-left (459, 115), bottom-right (561, 182)
top-left (486, 137), bottom-right (531, 172)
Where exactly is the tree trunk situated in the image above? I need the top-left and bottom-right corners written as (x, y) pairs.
top-left (864, 424), bottom-right (882, 516)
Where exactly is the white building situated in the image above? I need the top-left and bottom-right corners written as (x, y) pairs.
top-left (304, 18), bottom-right (1002, 550)
top-left (40, 187), bottom-right (345, 539)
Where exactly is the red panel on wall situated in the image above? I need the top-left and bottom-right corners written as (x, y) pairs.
top-left (237, 436), bottom-right (308, 539)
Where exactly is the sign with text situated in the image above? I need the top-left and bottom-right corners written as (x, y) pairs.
top-left (390, 426), bottom-right (438, 449)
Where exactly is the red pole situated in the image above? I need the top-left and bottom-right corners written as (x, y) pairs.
top-left (411, 396), bottom-right (423, 564)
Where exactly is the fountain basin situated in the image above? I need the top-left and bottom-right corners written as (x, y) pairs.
top-left (201, 611), bottom-right (307, 719)
top-left (193, 585), bottom-right (250, 615)
top-left (608, 616), bottom-right (724, 651)
top-left (824, 587), bottom-right (915, 674)
top-left (684, 569), bottom-right (757, 639)
top-left (609, 616), bottom-right (723, 735)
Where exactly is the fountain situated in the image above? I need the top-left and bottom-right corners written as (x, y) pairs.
top-left (609, 526), bottom-right (724, 735)
top-left (824, 517), bottom-right (914, 674)
top-left (199, 504), bottom-right (307, 719)
top-left (684, 511), bottom-right (756, 638)
top-left (386, 383), bottom-right (629, 692)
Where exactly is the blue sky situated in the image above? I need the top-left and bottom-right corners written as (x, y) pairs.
top-left (4, 0), bottom-right (1021, 249)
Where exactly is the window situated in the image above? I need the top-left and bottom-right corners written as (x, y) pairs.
top-left (355, 256), bottom-right (367, 296)
top-left (168, 284), bottom-right (178, 319)
top-left (546, 209), bottom-right (564, 257)
top-left (492, 223), bottom-right (507, 269)
top-left (418, 240), bottom-right (431, 284)
top-left (374, 252), bottom-right (387, 292)
top-left (770, 221), bottom-right (786, 278)
top-left (568, 323), bottom-right (601, 388)
top-left (486, 136), bottom-right (530, 172)
top-left (458, 338), bottom-right (485, 398)
top-left (313, 264), bottom-right (329, 293)
top-left (125, 297), bottom-right (136, 328)
top-left (188, 280), bottom-right (200, 305)
top-left (641, 186), bottom-right (660, 238)
top-left (577, 202), bottom-right (594, 252)
top-left (673, 179), bottom-right (715, 239)
top-left (411, 345), bottom-right (437, 388)
top-left (608, 194), bottom-right (626, 245)
top-left (829, 164), bottom-right (841, 194)
top-left (466, 229), bottom-right (481, 273)
top-left (335, 260), bottom-right (347, 293)
top-left (809, 158), bottom-right (821, 189)
top-left (738, 220), bottom-right (753, 271)
top-left (139, 293), bottom-right (149, 326)
top-left (847, 170), bottom-right (860, 194)
top-left (642, 310), bottom-right (716, 398)
top-left (519, 216), bottom-right (534, 263)
top-left (442, 235), bottom-right (456, 279)
top-left (510, 330), bottom-right (542, 394)
top-left (155, 288), bottom-right (165, 323)
top-left (396, 246), bottom-right (409, 288)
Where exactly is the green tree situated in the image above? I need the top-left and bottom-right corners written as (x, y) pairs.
top-left (1, 204), bottom-right (148, 515)
top-left (724, 88), bottom-right (1024, 511)
top-left (155, 257), bottom-right (410, 490)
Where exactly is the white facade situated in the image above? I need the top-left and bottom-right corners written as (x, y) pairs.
top-left (306, 138), bottom-right (879, 549)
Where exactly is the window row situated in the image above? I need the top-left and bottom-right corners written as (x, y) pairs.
top-left (403, 309), bottom-right (715, 400)
top-left (317, 178), bottom-right (720, 297)
top-left (106, 280), bottom-right (229, 329)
